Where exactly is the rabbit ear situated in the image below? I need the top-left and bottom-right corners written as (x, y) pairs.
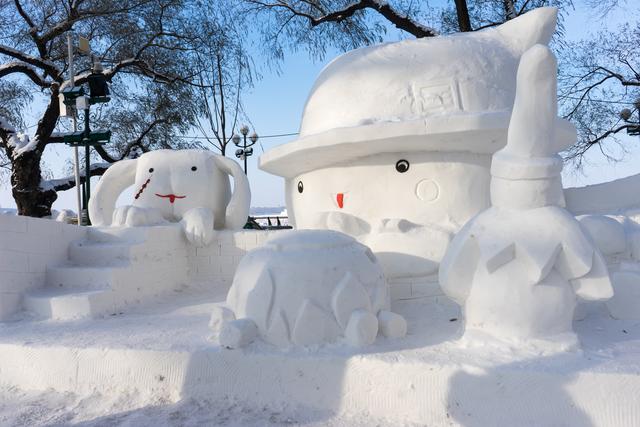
top-left (210, 154), bottom-right (251, 230)
top-left (88, 159), bottom-right (137, 226)
top-left (493, 7), bottom-right (557, 54)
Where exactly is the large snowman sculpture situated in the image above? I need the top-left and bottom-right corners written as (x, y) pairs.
top-left (260, 8), bottom-right (574, 287)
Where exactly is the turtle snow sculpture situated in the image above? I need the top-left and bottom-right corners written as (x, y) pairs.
top-left (438, 45), bottom-right (613, 349)
top-left (216, 230), bottom-right (407, 349)
top-left (88, 149), bottom-right (250, 246)
top-left (259, 8), bottom-right (575, 285)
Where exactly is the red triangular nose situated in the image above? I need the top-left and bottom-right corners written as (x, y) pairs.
top-left (337, 193), bottom-right (344, 209)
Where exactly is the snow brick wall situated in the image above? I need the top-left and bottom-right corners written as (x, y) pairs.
top-left (0, 213), bottom-right (286, 321)
top-left (188, 230), bottom-right (285, 286)
top-left (0, 215), bottom-right (87, 320)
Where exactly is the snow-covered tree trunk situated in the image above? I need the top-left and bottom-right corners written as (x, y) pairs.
top-left (10, 149), bottom-right (57, 217)
top-left (1, 89), bottom-right (60, 217)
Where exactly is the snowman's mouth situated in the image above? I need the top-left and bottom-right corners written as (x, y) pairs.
top-left (155, 193), bottom-right (186, 204)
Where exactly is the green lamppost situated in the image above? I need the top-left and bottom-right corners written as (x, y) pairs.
top-left (54, 59), bottom-right (112, 224)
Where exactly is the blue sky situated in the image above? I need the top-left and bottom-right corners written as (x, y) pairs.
top-left (1, 2), bottom-right (638, 211)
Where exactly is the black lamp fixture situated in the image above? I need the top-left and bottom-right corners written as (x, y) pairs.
top-left (233, 125), bottom-right (259, 175)
top-left (87, 61), bottom-right (110, 102)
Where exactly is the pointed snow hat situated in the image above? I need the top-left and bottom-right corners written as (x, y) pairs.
top-left (490, 44), bottom-right (570, 209)
top-left (260, 7), bottom-right (575, 178)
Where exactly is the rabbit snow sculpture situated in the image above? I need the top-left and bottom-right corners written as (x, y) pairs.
top-left (88, 149), bottom-right (250, 246)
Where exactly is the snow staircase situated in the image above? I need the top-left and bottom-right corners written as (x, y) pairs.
top-left (24, 225), bottom-right (190, 320)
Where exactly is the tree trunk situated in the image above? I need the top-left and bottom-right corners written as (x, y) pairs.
top-left (454, 0), bottom-right (472, 32)
top-left (503, 0), bottom-right (516, 20)
top-left (11, 149), bottom-right (57, 217)
top-left (9, 87), bottom-right (60, 217)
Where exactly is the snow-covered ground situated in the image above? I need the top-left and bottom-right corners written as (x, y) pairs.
top-left (0, 389), bottom-right (389, 427)
top-left (1, 293), bottom-right (639, 426)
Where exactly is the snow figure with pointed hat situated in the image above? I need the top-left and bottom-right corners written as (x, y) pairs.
top-left (438, 43), bottom-right (614, 350)
top-left (260, 8), bottom-right (575, 290)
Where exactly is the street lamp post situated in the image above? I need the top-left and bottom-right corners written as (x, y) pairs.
top-left (232, 125), bottom-right (258, 175)
top-left (53, 57), bottom-right (111, 225)
top-left (53, 34), bottom-right (112, 225)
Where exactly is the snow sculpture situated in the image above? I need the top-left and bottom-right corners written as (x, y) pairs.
top-left (438, 44), bottom-right (613, 348)
top-left (217, 230), bottom-right (407, 349)
top-left (578, 214), bottom-right (640, 320)
top-left (259, 7), bottom-right (575, 283)
top-left (88, 149), bottom-right (250, 246)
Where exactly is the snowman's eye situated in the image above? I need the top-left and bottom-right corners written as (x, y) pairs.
top-left (395, 159), bottom-right (410, 173)
top-left (297, 181), bottom-right (304, 193)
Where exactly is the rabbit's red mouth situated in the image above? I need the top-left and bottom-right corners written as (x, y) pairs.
top-left (155, 193), bottom-right (186, 204)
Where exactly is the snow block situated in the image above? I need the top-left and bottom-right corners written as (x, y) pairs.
top-left (0, 215), bottom-right (88, 321)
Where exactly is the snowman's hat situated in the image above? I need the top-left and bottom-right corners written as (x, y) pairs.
top-left (260, 7), bottom-right (575, 179)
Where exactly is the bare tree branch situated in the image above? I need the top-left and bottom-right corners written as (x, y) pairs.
top-left (0, 61), bottom-right (50, 87)
top-left (0, 45), bottom-right (61, 79)
top-left (45, 163), bottom-right (110, 192)
top-left (93, 118), bottom-right (165, 163)
top-left (247, 0), bottom-right (437, 37)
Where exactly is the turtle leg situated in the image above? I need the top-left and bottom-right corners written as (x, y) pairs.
top-left (219, 318), bottom-right (258, 349)
top-left (345, 309), bottom-right (378, 347)
top-left (377, 310), bottom-right (407, 338)
top-left (209, 305), bottom-right (235, 334)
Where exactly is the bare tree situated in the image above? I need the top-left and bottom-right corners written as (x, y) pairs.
top-left (242, 0), bottom-right (439, 66)
top-left (192, 3), bottom-right (256, 156)
top-left (559, 20), bottom-right (640, 166)
top-left (0, 0), bottom-right (204, 217)
top-left (439, 0), bottom-right (572, 33)
top-left (243, 0), bottom-right (572, 63)
top-left (246, 0), bottom-right (438, 42)
top-left (0, 80), bottom-right (32, 184)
